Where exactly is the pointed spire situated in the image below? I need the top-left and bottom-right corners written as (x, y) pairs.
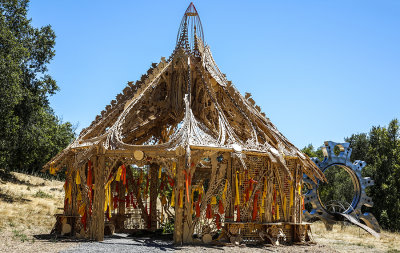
top-left (176, 2), bottom-right (204, 53)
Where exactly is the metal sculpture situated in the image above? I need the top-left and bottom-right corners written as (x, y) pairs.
top-left (303, 141), bottom-right (380, 237)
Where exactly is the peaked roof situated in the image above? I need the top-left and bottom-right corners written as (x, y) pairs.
top-left (45, 3), bottom-right (325, 183)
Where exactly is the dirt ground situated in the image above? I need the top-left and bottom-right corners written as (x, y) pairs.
top-left (1, 172), bottom-right (399, 253)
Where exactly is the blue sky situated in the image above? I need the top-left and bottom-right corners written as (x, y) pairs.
top-left (28, 1), bottom-right (400, 149)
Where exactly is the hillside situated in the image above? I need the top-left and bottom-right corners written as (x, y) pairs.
top-left (0, 172), bottom-right (75, 252)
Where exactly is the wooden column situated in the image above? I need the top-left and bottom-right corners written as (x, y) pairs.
top-left (89, 154), bottom-right (105, 241)
top-left (173, 157), bottom-right (185, 244)
top-left (149, 163), bottom-right (159, 231)
top-left (70, 156), bottom-right (78, 217)
top-left (64, 159), bottom-right (73, 216)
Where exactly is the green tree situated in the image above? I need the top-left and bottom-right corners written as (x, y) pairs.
top-left (0, 0), bottom-right (74, 175)
top-left (345, 119), bottom-right (400, 231)
top-left (301, 144), bottom-right (323, 160)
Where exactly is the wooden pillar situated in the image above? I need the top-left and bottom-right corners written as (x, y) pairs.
top-left (89, 154), bottom-right (105, 241)
top-left (64, 159), bottom-right (73, 216)
top-left (70, 157), bottom-right (78, 217)
top-left (173, 157), bottom-right (185, 244)
top-left (149, 163), bottom-right (159, 231)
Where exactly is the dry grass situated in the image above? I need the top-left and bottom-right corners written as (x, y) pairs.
top-left (0, 172), bottom-right (74, 252)
top-left (311, 221), bottom-right (400, 252)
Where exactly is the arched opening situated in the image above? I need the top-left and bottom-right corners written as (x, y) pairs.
top-left (317, 165), bottom-right (358, 214)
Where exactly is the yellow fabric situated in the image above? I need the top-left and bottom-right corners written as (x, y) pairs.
top-left (49, 165), bottom-right (56, 175)
top-left (298, 183), bottom-right (302, 195)
top-left (77, 188), bottom-right (82, 202)
top-left (211, 196), bottom-right (217, 205)
top-left (276, 204), bottom-right (280, 220)
top-left (104, 177), bottom-right (113, 212)
top-left (171, 189), bottom-right (175, 207)
top-left (75, 170), bottom-right (81, 185)
top-left (158, 166), bottom-right (162, 179)
top-left (290, 182), bottom-right (294, 208)
top-left (235, 172), bottom-right (240, 206)
top-left (64, 182), bottom-right (72, 204)
top-left (104, 181), bottom-right (110, 212)
top-left (78, 203), bottom-right (86, 216)
top-left (172, 162), bottom-right (176, 176)
top-left (115, 166), bottom-right (122, 182)
top-left (179, 189), bottom-right (184, 208)
top-left (222, 179), bottom-right (228, 200)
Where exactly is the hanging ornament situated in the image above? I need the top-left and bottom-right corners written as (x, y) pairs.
top-left (211, 196), bottom-right (217, 205)
top-left (171, 188), bottom-right (175, 207)
top-left (75, 170), bottom-right (81, 185)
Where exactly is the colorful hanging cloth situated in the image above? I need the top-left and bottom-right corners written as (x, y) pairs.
top-left (218, 199), bottom-right (224, 214)
top-left (179, 189), bottom-right (184, 208)
top-left (252, 191), bottom-right (259, 221)
top-left (215, 213), bottom-right (221, 229)
top-left (183, 170), bottom-right (190, 202)
top-left (290, 181), bottom-right (294, 208)
top-left (158, 166), bottom-right (162, 179)
top-left (195, 200), bottom-right (201, 217)
top-left (75, 170), bottom-right (81, 185)
top-left (235, 172), bottom-right (240, 206)
top-left (121, 164), bottom-right (127, 185)
top-left (115, 166), bottom-right (122, 182)
top-left (206, 204), bottom-right (212, 219)
top-left (87, 160), bottom-right (92, 187)
top-left (171, 188), bottom-right (175, 207)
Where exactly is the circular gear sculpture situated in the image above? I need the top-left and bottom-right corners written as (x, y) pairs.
top-left (303, 141), bottom-right (380, 233)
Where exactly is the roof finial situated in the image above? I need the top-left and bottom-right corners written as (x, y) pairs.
top-left (176, 2), bottom-right (204, 53)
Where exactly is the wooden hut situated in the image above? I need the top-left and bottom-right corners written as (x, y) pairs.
top-left (44, 3), bottom-right (325, 245)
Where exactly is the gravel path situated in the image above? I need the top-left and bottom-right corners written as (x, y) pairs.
top-left (61, 234), bottom-right (336, 253)
top-left (61, 234), bottom-right (175, 253)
